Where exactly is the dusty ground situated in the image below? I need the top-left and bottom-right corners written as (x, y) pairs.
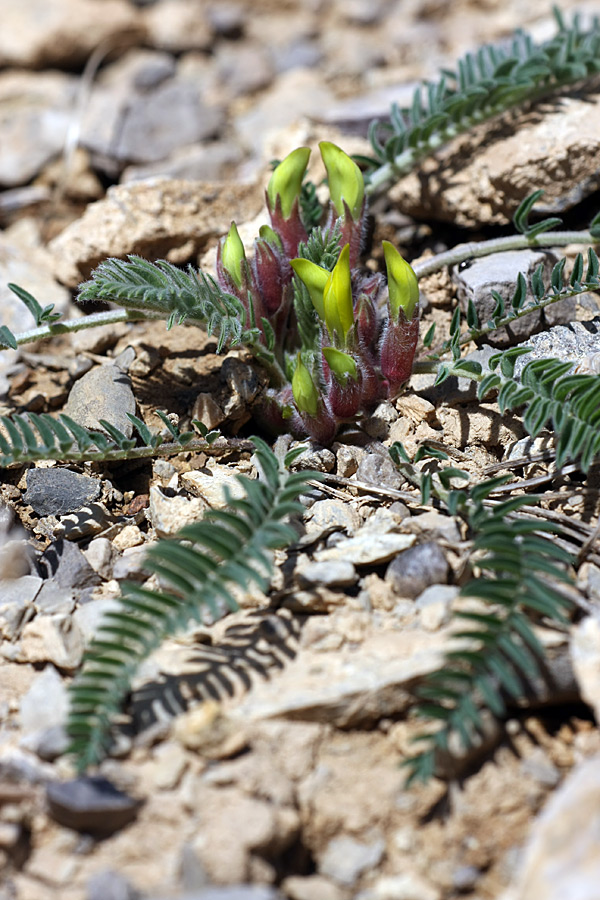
top-left (1, 2), bottom-right (600, 899)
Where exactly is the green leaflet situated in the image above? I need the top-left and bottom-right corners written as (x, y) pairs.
top-left (364, 11), bottom-right (600, 194)
top-left (389, 444), bottom-right (575, 785)
top-left (67, 439), bottom-right (322, 771)
top-left (0, 411), bottom-right (209, 467)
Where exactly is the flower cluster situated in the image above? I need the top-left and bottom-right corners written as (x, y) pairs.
top-left (216, 142), bottom-right (420, 443)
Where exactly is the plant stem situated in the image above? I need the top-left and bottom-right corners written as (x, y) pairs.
top-left (12, 308), bottom-right (160, 348)
top-left (419, 280), bottom-right (599, 362)
top-left (413, 231), bottom-right (598, 279)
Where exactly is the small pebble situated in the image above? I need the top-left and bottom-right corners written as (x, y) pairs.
top-left (386, 542), bottom-right (449, 598)
top-left (296, 560), bottom-right (358, 589)
top-left (46, 776), bottom-right (144, 835)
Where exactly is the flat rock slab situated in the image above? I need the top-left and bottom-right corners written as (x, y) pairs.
top-left (0, 0), bottom-right (143, 68)
top-left (62, 364), bottom-right (136, 437)
top-left (502, 754), bottom-right (600, 900)
top-left (314, 532), bottom-right (416, 566)
top-left (0, 71), bottom-right (77, 188)
top-left (24, 468), bottom-right (101, 517)
top-left (390, 94), bottom-right (600, 227)
top-left (49, 179), bottom-right (263, 286)
top-left (229, 626), bottom-right (447, 727)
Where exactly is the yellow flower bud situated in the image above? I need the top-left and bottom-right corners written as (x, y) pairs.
top-left (258, 224), bottom-right (283, 250)
top-left (322, 347), bottom-right (358, 384)
top-left (319, 141), bottom-right (364, 221)
top-left (267, 147), bottom-right (311, 220)
top-left (222, 222), bottom-right (246, 289)
top-left (323, 244), bottom-right (354, 342)
top-left (382, 241), bottom-right (419, 321)
top-left (290, 258), bottom-right (328, 321)
top-left (292, 355), bottom-right (319, 416)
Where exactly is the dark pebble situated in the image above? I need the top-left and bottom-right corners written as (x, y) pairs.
top-left (25, 468), bottom-right (101, 517)
top-left (386, 541), bottom-right (449, 598)
top-left (46, 776), bottom-right (144, 835)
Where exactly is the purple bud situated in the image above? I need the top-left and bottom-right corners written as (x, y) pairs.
top-left (328, 371), bottom-right (362, 418)
top-left (378, 313), bottom-right (419, 397)
top-left (267, 193), bottom-right (308, 259)
top-left (354, 290), bottom-right (379, 350)
top-left (298, 404), bottom-right (338, 445)
top-left (252, 239), bottom-right (289, 315)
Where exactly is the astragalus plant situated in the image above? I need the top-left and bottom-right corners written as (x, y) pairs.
top-left (76, 142), bottom-right (420, 445)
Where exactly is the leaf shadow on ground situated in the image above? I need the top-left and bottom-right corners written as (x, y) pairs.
top-left (128, 607), bottom-right (302, 735)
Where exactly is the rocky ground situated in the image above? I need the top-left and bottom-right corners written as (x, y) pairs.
top-left (1, 1), bottom-right (600, 899)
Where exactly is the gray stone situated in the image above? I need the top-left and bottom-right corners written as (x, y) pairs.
top-left (47, 776), bottom-right (144, 835)
top-left (303, 499), bottom-right (362, 540)
top-left (24, 468), bottom-right (101, 517)
top-left (571, 614), bottom-right (600, 722)
top-left (452, 866), bottom-right (481, 892)
top-left (19, 664), bottom-right (68, 734)
top-left (292, 446), bottom-right (336, 473)
top-left (407, 510), bottom-right (462, 544)
top-left (362, 402), bottom-right (399, 440)
top-left (514, 317), bottom-right (600, 376)
top-left (334, 442), bottom-right (366, 478)
top-left (296, 560), bottom-right (358, 589)
top-left (73, 597), bottom-right (122, 645)
top-left (83, 538), bottom-right (116, 580)
top-left (453, 249), bottom-right (575, 346)
top-left (0, 70), bottom-right (77, 187)
top-left (87, 869), bottom-right (140, 900)
top-left (356, 448), bottom-right (405, 491)
top-left (0, 747), bottom-right (57, 785)
top-left (0, 0), bottom-right (143, 68)
top-left (0, 227), bottom-right (71, 393)
top-left (386, 542), bottom-right (449, 598)
top-left (63, 365), bottom-right (137, 438)
top-left (114, 81), bottom-right (223, 166)
top-left (61, 503), bottom-right (113, 542)
top-left (320, 835), bottom-right (385, 886)
top-left (216, 43), bottom-right (275, 97)
top-left (520, 748), bottom-right (560, 788)
top-left (315, 532), bottom-right (416, 567)
top-left (415, 585), bottom-right (458, 631)
top-left (122, 142), bottom-right (242, 184)
top-left (270, 38), bottom-right (323, 75)
top-left (316, 83), bottom-right (416, 136)
top-left (80, 51), bottom-right (224, 174)
top-left (207, 3), bottom-right (245, 38)
top-left (112, 546), bottom-right (150, 582)
top-left (21, 724), bottom-right (69, 762)
top-left (149, 486), bottom-right (208, 538)
top-left (148, 889), bottom-right (282, 900)
top-left (0, 575), bottom-right (40, 640)
top-left (37, 539), bottom-right (101, 594)
top-left (234, 68), bottom-right (334, 156)
top-left (501, 754), bottom-right (600, 900)
top-left (18, 613), bottom-right (84, 670)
